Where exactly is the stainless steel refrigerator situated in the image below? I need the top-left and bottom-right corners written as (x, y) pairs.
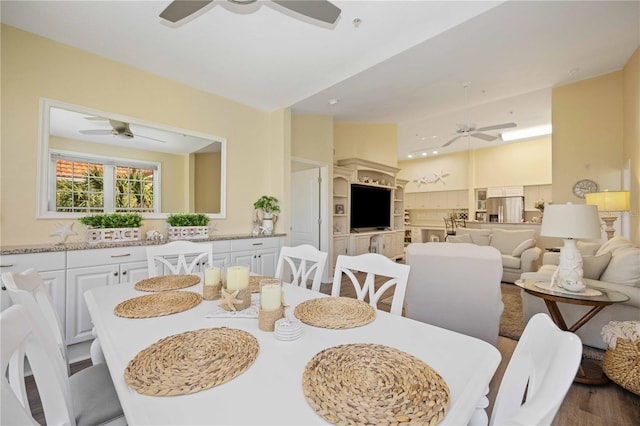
top-left (486, 196), bottom-right (524, 223)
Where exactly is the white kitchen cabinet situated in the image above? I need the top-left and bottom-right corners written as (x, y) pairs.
top-left (446, 190), bottom-right (469, 209)
top-left (229, 237), bottom-right (282, 277)
top-left (488, 186), bottom-right (524, 198)
top-left (392, 231), bottom-right (405, 259)
top-left (524, 185), bottom-right (553, 210)
top-left (382, 233), bottom-right (394, 258)
top-left (0, 252), bottom-right (66, 322)
top-left (66, 246), bottom-right (148, 344)
top-left (425, 191), bottom-right (447, 209)
top-left (414, 192), bottom-right (428, 209)
top-left (407, 193), bottom-right (417, 209)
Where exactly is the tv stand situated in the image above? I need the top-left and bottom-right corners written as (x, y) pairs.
top-left (332, 159), bottom-right (407, 269)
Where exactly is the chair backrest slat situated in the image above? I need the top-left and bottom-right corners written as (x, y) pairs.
top-left (275, 245), bottom-right (328, 292)
top-left (146, 241), bottom-right (214, 277)
top-left (331, 253), bottom-right (410, 316)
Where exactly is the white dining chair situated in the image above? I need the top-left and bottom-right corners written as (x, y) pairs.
top-left (275, 245), bottom-right (328, 292)
top-left (146, 240), bottom-right (213, 277)
top-left (2, 269), bottom-right (75, 371)
top-left (489, 313), bottom-right (582, 426)
top-left (331, 253), bottom-right (410, 316)
top-left (1, 304), bottom-right (125, 426)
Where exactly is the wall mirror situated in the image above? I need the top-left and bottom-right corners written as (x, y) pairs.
top-left (37, 99), bottom-right (226, 219)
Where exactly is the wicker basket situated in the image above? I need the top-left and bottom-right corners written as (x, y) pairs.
top-left (603, 338), bottom-right (640, 396)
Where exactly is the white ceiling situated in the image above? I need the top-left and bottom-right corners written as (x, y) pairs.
top-left (2, 1), bottom-right (639, 160)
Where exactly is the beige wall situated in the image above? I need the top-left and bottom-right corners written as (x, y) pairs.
top-left (397, 137), bottom-right (552, 193)
top-left (552, 72), bottom-right (624, 202)
top-left (334, 123), bottom-right (398, 167)
top-left (291, 115), bottom-right (334, 165)
top-left (1, 25), bottom-right (288, 245)
top-left (194, 152), bottom-right (221, 213)
top-left (622, 48), bottom-right (639, 244)
top-left (474, 137), bottom-right (552, 188)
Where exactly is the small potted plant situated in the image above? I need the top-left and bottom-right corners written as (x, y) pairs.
top-left (253, 196), bottom-right (280, 235)
top-left (80, 213), bottom-right (143, 243)
top-left (166, 213), bottom-right (211, 240)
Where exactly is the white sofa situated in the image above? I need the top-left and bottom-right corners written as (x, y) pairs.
top-left (405, 242), bottom-right (504, 346)
top-left (520, 236), bottom-right (640, 350)
top-left (450, 228), bottom-right (542, 283)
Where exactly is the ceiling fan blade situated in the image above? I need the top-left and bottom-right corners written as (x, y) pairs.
top-left (471, 133), bottom-right (498, 142)
top-left (80, 129), bottom-right (112, 135)
top-left (442, 135), bottom-right (462, 147)
top-left (474, 122), bottom-right (517, 132)
top-left (271, 0), bottom-right (341, 24)
top-left (160, 1), bottom-right (213, 22)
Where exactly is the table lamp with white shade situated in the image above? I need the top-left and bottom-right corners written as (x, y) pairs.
top-left (585, 191), bottom-right (630, 240)
top-left (540, 203), bottom-right (602, 292)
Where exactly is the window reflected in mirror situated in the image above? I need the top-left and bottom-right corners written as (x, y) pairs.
top-left (38, 99), bottom-right (226, 219)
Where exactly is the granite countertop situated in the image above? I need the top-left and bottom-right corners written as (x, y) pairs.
top-left (0, 233), bottom-right (287, 255)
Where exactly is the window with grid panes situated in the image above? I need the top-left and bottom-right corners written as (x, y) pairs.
top-left (51, 150), bottom-right (159, 213)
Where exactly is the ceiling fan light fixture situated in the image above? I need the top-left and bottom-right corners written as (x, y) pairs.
top-left (501, 124), bottom-right (552, 142)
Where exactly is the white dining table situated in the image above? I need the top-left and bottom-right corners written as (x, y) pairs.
top-left (85, 282), bottom-right (501, 425)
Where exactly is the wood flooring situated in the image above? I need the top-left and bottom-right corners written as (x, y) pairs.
top-left (24, 279), bottom-right (639, 425)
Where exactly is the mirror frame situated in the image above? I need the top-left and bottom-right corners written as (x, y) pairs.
top-left (37, 98), bottom-right (227, 220)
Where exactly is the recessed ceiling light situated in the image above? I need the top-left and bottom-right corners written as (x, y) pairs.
top-left (432, 150), bottom-right (438, 155)
top-left (328, 99), bottom-right (339, 105)
top-left (420, 137), bottom-right (426, 140)
top-left (431, 135), bottom-right (437, 139)
top-left (421, 152), bottom-right (427, 156)
top-left (407, 154), bottom-right (413, 158)
top-left (353, 18), bottom-right (361, 28)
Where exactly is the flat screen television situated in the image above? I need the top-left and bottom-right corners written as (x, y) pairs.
top-left (350, 184), bottom-right (392, 231)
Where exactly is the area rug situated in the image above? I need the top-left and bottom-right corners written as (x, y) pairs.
top-left (499, 283), bottom-right (604, 361)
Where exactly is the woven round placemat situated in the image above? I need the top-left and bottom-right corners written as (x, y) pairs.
top-left (134, 274), bottom-right (201, 292)
top-left (125, 327), bottom-right (259, 396)
top-left (249, 275), bottom-right (273, 293)
top-left (114, 291), bottom-right (202, 318)
top-left (303, 343), bottom-right (450, 425)
top-left (294, 297), bottom-right (375, 329)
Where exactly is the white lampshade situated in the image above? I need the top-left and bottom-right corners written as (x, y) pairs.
top-left (585, 191), bottom-right (630, 214)
top-left (540, 203), bottom-right (601, 239)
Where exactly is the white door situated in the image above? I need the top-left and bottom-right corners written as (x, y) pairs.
top-left (291, 168), bottom-right (320, 248)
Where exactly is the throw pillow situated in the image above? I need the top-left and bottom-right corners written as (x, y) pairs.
top-left (511, 238), bottom-right (536, 257)
top-left (599, 247), bottom-right (640, 287)
top-left (596, 236), bottom-right (633, 256)
top-left (582, 252), bottom-right (612, 280)
top-left (577, 241), bottom-right (602, 256)
top-left (448, 234), bottom-right (472, 243)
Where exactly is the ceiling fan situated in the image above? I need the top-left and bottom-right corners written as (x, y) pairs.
top-left (159, 0), bottom-right (341, 25)
top-left (80, 119), bottom-right (167, 143)
top-left (442, 83), bottom-right (516, 147)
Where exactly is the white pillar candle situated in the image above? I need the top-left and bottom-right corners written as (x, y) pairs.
top-left (226, 265), bottom-right (249, 290)
top-left (204, 267), bottom-right (220, 286)
top-left (260, 280), bottom-right (282, 311)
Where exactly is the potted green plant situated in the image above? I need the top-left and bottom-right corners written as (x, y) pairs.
top-left (166, 213), bottom-right (211, 240)
top-left (79, 213), bottom-right (143, 243)
top-left (253, 196), bottom-right (280, 235)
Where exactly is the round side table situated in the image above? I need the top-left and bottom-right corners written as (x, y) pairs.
top-left (515, 279), bottom-right (630, 385)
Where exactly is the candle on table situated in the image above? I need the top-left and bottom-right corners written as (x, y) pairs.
top-left (260, 279), bottom-right (282, 311)
top-left (204, 266), bottom-right (220, 286)
top-left (226, 265), bottom-right (249, 290)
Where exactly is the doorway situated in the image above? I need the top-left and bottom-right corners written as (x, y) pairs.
top-left (290, 159), bottom-right (329, 281)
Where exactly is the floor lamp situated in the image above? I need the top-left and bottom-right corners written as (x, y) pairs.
top-left (540, 203), bottom-right (601, 291)
top-left (585, 191), bottom-right (630, 240)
